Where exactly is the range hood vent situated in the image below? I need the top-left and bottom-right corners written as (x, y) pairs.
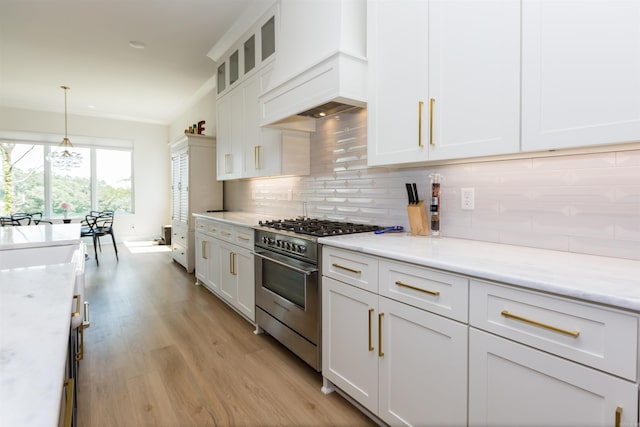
top-left (259, 52), bottom-right (367, 132)
top-left (298, 101), bottom-right (361, 119)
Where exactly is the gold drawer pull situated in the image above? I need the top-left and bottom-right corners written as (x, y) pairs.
top-left (395, 280), bottom-right (440, 296)
top-left (378, 312), bottom-right (384, 357)
top-left (368, 308), bottom-right (374, 352)
top-left (332, 263), bottom-right (361, 275)
top-left (221, 231), bottom-right (232, 236)
top-left (615, 406), bottom-right (622, 427)
top-left (71, 294), bottom-right (81, 317)
top-left (501, 310), bottom-right (580, 338)
top-left (237, 236), bottom-right (250, 241)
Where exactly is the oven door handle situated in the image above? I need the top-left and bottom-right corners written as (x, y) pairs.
top-left (254, 251), bottom-right (318, 276)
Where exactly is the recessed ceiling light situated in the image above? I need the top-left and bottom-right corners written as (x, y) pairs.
top-left (129, 41), bottom-right (145, 49)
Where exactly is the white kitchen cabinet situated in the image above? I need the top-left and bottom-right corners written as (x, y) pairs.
top-left (195, 228), bottom-right (221, 296)
top-left (322, 247), bottom-right (468, 426)
top-left (217, 68), bottom-right (310, 180)
top-left (469, 280), bottom-right (639, 426)
top-left (521, 1), bottom-right (640, 151)
top-left (170, 134), bottom-right (222, 272)
top-left (216, 91), bottom-right (243, 180)
top-left (367, 0), bottom-right (520, 166)
top-left (195, 215), bottom-right (255, 323)
top-left (323, 276), bottom-right (380, 411)
top-left (214, 7), bottom-right (277, 99)
top-left (469, 328), bottom-right (637, 427)
top-left (219, 241), bottom-right (254, 322)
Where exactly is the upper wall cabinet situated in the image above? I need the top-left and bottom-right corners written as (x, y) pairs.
top-left (216, 7), bottom-right (278, 97)
top-left (259, 0), bottom-right (367, 128)
top-left (216, 66), bottom-right (310, 181)
top-left (367, 0), bottom-right (521, 167)
top-left (521, 1), bottom-right (640, 151)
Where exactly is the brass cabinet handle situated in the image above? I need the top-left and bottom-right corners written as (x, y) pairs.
top-left (501, 310), bottom-right (580, 338)
top-left (224, 153), bottom-right (231, 174)
top-left (378, 312), bottom-right (384, 357)
top-left (254, 145), bottom-right (262, 170)
top-left (418, 101), bottom-right (424, 148)
top-left (221, 231), bottom-right (232, 237)
top-left (332, 263), bottom-right (362, 275)
top-left (615, 406), bottom-right (622, 427)
top-left (71, 294), bottom-right (81, 317)
top-left (395, 280), bottom-right (440, 296)
top-left (82, 301), bottom-right (90, 329)
top-left (237, 235), bottom-right (250, 242)
top-left (229, 252), bottom-right (237, 276)
top-left (368, 308), bottom-right (374, 352)
top-left (63, 378), bottom-right (74, 427)
top-left (202, 240), bottom-right (207, 260)
top-left (429, 98), bottom-right (435, 146)
top-left (76, 323), bottom-right (85, 361)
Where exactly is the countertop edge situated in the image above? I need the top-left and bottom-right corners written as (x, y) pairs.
top-left (318, 234), bottom-right (640, 314)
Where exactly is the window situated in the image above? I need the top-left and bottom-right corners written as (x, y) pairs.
top-left (1, 139), bottom-right (133, 219)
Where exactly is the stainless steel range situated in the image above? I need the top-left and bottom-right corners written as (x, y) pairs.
top-left (254, 218), bottom-right (379, 371)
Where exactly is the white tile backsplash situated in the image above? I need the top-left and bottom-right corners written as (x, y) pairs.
top-left (223, 109), bottom-right (640, 260)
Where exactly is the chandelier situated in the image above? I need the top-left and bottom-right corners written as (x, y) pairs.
top-left (47, 85), bottom-right (82, 170)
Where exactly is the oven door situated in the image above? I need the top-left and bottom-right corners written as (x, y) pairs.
top-left (254, 250), bottom-right (319, 344)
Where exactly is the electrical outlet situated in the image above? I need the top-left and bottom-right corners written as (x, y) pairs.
top-left (461, 188), bottom-right (475, 210)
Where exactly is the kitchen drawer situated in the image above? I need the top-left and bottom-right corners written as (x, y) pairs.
top-left (470, 280), bottom-right (638, 381)
top-left (194, 218), bottom-right (220, 237)
top-left (379, 260), bottom-right (468, 323)
top-left (217, 223), bottom-right (235, 243)
top-left (322, 247), bottom-right (378, 293)
top-left (172, 241), bottom-right (187, 267)
top-left (172, 225), bottom-right (188, 246)
top-left (233, 226), bottom-right (254, 249)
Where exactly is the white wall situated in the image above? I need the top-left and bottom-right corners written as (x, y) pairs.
top-left (168, 89), bottom-right (217, 141)
top-left (0, 106), bottom-right (170, 242)
top-left (224, 109), bottom-right (640, 261)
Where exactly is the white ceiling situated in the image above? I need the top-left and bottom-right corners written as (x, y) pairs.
top-left (0, 0), bottom-right (265, 125)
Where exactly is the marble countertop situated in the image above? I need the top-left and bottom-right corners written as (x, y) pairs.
top-left (318, 233), bottom-right (640, 313)
top-left (0, 263), bottom-right (77, 427)
top-left (0, 223), bottom-right (81, 250)
top-left (193, 211), bottom-right (274, 228)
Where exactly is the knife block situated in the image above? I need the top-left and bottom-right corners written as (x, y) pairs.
top-left (407, 201), bottom-right (430, 236)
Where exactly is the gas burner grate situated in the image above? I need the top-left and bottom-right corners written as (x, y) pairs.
top-left (259, 218), bottom-right (380, 237)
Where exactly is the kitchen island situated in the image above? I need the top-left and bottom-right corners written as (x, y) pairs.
top-left (0, 223), bottom-right (84, 427)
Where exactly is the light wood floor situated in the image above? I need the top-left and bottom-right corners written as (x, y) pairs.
top-left (77, 242), bottom-right (375, 426)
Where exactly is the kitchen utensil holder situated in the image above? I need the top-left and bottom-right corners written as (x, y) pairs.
top-left (407, 201), bottom-right (430, 236)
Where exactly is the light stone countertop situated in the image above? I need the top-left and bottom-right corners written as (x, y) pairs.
top-left (0, 223), bottom-right (81, 250)
top-left (318, 233), bottom-right (640, 313)
top-left (0, 263), bottom-right (77, 427)
top-left (192, 211), bottom-right (275, 228)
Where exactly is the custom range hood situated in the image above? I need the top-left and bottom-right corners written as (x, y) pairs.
top-left (259, 52), bottom-right (366, 131)
top-left (259, 0), bottom-right (367, 132)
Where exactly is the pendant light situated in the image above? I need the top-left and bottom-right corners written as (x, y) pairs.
top-left (47, 85), bottom-right (82, 170)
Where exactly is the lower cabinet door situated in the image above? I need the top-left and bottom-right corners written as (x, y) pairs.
top-left (378, 296), bottom-right (468, 427)
top-left (469, 328), bottom-right (638, 427)
top-left (235, 246), bottom-right (255, 322)
top-left (219, 242), bottom-right (237, 304)
top-left (323, 277), bottom-right (380, 413)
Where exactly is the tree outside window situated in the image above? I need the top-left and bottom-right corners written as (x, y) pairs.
top-left (1, 142), bottom-right (132, 218)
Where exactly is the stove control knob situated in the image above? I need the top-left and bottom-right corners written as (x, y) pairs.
top-left (297, 245), bottom-right (307, 253)
top-left (285, 242), bottom-right (292, 250)
top-left (276, 239), bottom-right (282, 247)
top-left (262, 236), bottom-right (268, 244)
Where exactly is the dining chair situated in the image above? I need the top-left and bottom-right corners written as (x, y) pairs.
top-left (80, 211), bottom-right (119, 265)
